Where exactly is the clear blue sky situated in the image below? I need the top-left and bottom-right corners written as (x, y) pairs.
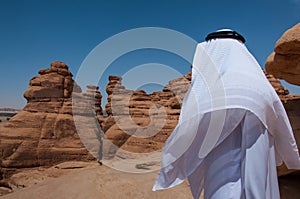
top-left (0, 0), bottom-right (299, 109)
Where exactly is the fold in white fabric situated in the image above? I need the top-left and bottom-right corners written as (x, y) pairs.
top-left (153, 38), bottom-right (300, 198)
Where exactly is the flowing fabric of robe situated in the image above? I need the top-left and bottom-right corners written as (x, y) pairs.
top-left (152, 38), bottom-right (300, 199)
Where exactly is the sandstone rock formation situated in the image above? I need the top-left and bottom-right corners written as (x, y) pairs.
top-left (265, 72), bottom-right (290, 98)
top-left (102, 72), bottom-right (191, 157)
top-left (264, 23), bottom-right (300, 176)
top-left (1, 59), bottom-right (299, 181)
top-left (0, 62), bottom-right (103, 177)
top-left (266, 23), bottom-right (300, 85)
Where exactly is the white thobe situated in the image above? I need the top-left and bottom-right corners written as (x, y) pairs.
top-left (201, 110), bottom-right (279, 199)
top-left (153, 39), bottom-right (300, 198)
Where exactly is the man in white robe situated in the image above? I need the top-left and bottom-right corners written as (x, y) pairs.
top-left (153, 29), bottom-right (300, 199)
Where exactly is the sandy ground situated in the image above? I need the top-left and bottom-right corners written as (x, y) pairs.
top-left (278, 172), bottom-right (300, 199)
top-left (0, 161), bottom-right (196, 199)
top-left (0, 160), bottom-right (299, 199)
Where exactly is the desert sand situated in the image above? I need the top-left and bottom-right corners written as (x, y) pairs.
top-left (1, 160), bottom-right (299, 199)
top-left (0, 161), bottom-right (195, 199)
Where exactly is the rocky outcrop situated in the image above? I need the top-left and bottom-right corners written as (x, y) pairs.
top-left (0, 62), bottom-right (102, 177)
top-left (1, 59), bottom-right (299, 180)
top-left (266, 23), bottom-right (300, 85)
top-left (265, 23), bottom-right (300, 176)
top-left (102, 72), bottom-right (191, 157)
top-left (265, 72), bottom-right (289, 96)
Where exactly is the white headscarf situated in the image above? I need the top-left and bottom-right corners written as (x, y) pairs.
top-left (153, 37), bottom-right (300, 196)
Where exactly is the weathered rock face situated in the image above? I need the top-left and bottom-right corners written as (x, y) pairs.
top-left (102, 72), bottom-right (191, 157)
top-left (266, 23), bottom-right (300, 85)
top-left (284, 98), bottom-right (300, 148)
top-left (264, 24), bottom-right (300, 176)
top-left (265, 72), bottom-right (290, 98)
top-left (265, 23), bottom-right (300, 162)
top-left (0, 62), bottom-right (102, 175)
